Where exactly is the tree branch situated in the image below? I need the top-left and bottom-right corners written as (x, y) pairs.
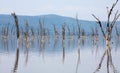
top-left (107, 0), bottom-right (118, 29)
top-left (111, 13), bottom-right (120, 30)
top-left (92, 14), bottom-right (106, 39)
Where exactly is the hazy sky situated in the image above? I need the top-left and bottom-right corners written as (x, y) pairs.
top-left (0, 0), bottom-right (120, 20)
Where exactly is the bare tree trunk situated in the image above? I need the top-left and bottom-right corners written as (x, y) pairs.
top-left (92, 0), bottom-right (120, 73)
top-left (11, 13), bottom-right (20, 73)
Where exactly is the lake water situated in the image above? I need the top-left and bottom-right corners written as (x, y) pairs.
top-left (0, 36), bottom-right (120, 73)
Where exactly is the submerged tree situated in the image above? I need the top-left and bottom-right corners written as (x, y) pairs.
top-left (12, 13), bottom-right (20, 47)
top-left (53, 24), bottom-right (59, 38)
top-left (12, 13), bottom-right (20, 73)
top-left (62, 23), bottom-right (65, 63)
top-left (115, 26), bottom-right (120, 40)
top-left (92, 0), bottom-right (120, 73)
top-left (76, 15), bottom-right (81, 73)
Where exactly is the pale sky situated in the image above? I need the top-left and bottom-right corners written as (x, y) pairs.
top-left (0, 0), bottom-right (120, 20)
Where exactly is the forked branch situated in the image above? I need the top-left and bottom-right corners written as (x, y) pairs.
top-left (92, 14), bottom-right (106, 39)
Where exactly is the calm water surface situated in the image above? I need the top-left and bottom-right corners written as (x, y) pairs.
top-left (0, 36), bottom-right (120, 73)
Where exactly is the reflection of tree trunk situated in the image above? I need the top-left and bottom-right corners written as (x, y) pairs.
top-left (75, 15), bottom-right (81, 72)
top-left (81, 29), bottom-right (85, 47)
top-left (62, 39), bottom-right (65, 64)
top-left (2, 38), bottom-right (9, 52)
top-left (12, 13), bottom-right (20, 73)
top-left (68, 37), bottom-right (72, 48)
top-left (25, 44), bottom-right (29, 65)
top-left (92, 36), bottom-right (95, 48)
top-left (92, 0), bottom-right (119, 72)
top-left (39, 36), bottom-right (46, 61)
top-left (76, 38), bottom-right (80, 73)
top-left (94, 37), bottom-right (117, 73)
top-left (13, 48), bottom-right (19, 73)
top-left (62, 24), bottom-right (65, 64)
top-left (53, 38), bottom-right (59, 51)
top-left (106, 38), bottom-right (117, 73)
top-left (95, 35), bottom-right (99, 55)
top-left (106, 36), bottom-right (110, 73)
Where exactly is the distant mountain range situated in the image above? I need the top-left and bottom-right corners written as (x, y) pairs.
top-left (0, 14), bottom-right (120, 35)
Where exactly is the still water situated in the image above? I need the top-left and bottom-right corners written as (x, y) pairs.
top-left (0, 36), bottom-right (120, 73)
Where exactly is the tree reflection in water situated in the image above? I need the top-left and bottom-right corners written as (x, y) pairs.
top-left (92, 0), bottom-right (120, 72)
top-left (0, 1), bottom-right (120, 72)
top-left (13, 48), bottom-right (19, 73)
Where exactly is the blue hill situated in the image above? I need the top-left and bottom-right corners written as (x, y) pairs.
top-left (0, 14), bottom-right (119, 35)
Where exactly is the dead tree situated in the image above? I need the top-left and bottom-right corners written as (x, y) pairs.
top-left (11, 13), bottom-right (20, 48)
top-left (115, 26), bottom-right (120, 39)
top-left (76, 15), bottom-right (81, 73)
top-left (67, 25), bottom-right (71, 37)
top-left (11, 13), bottom-right (20, 73)
top-left (31, 28), bottom-right (35, 41)
top-left (53, 24), bottom-right (59, 38)
top-left (62, 23), bottom-right (65, 63)
top-left (76, 15), bottom-right (81, 39)
top-left (92, 0), bottom-right (120, 73)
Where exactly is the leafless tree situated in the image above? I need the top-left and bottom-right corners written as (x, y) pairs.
top-left (11, 13), bottom-right (20, 73)
top-left (92, 0), bottom-right (120, 73)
